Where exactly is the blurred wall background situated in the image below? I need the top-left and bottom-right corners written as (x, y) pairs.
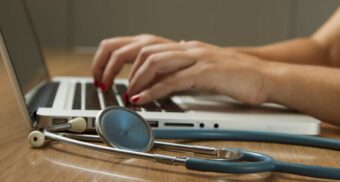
top-left (25, 0), bottom-right (340, 49)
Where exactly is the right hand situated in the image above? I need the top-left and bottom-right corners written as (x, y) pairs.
top-left (91, 34), bottom-right (173, 91)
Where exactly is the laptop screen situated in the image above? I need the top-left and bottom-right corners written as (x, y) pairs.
top-left (0, 0), bottom-right (49, 97)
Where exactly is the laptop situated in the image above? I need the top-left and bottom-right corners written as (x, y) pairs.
top-left (0, 0), bottom-right (320, 135)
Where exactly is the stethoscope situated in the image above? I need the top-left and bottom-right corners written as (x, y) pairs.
top-left (28, 106), bottom-right (340, 180)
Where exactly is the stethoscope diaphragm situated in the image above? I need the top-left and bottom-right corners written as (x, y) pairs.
top-left (95, 106), bottom-right (154, 152)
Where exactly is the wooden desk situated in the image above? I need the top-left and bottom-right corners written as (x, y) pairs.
top-left (1, 49), bottom-right (340, 182)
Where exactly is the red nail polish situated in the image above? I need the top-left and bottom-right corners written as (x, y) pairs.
top-left (101, 83), bottom-right (107, 92)
top-left (131, 96), bottom-right (140, 103)
top-left (124, 92), bottom-right (129, 103)
top-left (94, 80), bottom-right (100, 87)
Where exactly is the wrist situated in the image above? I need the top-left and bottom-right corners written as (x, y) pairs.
top-left (259, 60), bottom-right (290, 104)
top-left (226, 55), bottom-right (278, 105)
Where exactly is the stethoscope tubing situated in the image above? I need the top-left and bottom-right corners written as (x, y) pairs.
top-left (274, 161), bottom-right (340, 179)
top-left (57, 130), bottom-right (340, 179)
top-left (186, 151), bottom-right (276, 174)
top-left (186, 155), bottom-right (340, 179)
top-left (154, 129), bottom-right (340, 151)
top-left (154, 129), bottom-right (340, 179)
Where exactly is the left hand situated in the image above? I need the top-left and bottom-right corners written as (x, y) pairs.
top-left (127, 40), bottom-right (271, 105)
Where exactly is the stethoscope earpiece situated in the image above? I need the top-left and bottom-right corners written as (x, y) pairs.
top-left (28, 130), bottom-right (45, 147)
top-left (28, 117), bottom-right (87, 147)
top-left (68, 117), bottom-right (87, 133)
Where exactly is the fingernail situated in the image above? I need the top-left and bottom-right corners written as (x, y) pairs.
top-left (101, 83), bottom-right (107, 92)
top-left (124, 92), bottom-right (129, 103)
top-left (94, 80), bottom-right (100, 87)
top-left (131, 95), bottom-right (140, 103)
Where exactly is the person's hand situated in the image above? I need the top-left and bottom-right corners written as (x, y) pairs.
top-left (127, 40), bottom-right (272, 105)
top-left (91, 34), bottom-right (173, 91)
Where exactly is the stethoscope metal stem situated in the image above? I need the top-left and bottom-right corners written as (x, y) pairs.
top-left (60, 133), bottom-right (217, 154)
top-left (44, 129), bottom-right (186, 166)
top-left (154, 141), bottom-right (217, 155)
top-left (59, 133), bottom-right (241, 160)
top-left (60, 133), bottom-right (102, 142)
top-left (48, 123), bottom-right (71, 132)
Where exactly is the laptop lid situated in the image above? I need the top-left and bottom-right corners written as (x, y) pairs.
top-left (0, 0), bottom-right (50, 127)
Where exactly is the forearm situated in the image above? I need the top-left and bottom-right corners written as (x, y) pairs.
top-left (235, 8), bottom-right (340, 67)
top-left (263, 62), bottom-right (340, 126)
top-left (234, 38), bottom-right (330, 66)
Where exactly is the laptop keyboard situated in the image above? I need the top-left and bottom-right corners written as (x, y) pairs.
top-left (73, 82), bottom-right (184, 112)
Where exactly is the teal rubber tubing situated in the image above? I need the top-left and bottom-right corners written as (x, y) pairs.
top-left (186, 155), bottom-right (340, 179)
top-left (274, 161), bottom-right (340, 179)
top-left (186, 151), bottom-right (276, 173)
top-left (153, 129), bottom-right (340, 150)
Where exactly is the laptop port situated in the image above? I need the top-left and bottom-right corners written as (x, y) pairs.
top-left (90, 118), bottom-right (95, 128)
top-left (148, 121), bottom-right (159, 128)
top-left (214, 123), bottom-right (219, 129)
top-left (52, 118), bottom-right (67, 125)
top-left (199, 123), bottom-right (205, 128)
top-left (164, 123), bottom-right (194, 127)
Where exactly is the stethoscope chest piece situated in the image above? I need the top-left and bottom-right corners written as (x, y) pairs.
top-left (95, 106), bottom-right (154, 152)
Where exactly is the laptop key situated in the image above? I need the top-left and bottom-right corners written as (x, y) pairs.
top-left (157, 98), bottom-right (184, 112)
top-left (72, 83), bottom-right (81, 109)
top-left (115, 84), bottom-right (129, 104)
top-left (85, 83), bottom-right (101, 110)
top-left (125, 103), bottom-right (142, 111)
top-left (103, 88), bottom-right (119, 107)
top-left (142, 101), bottom-right (162, 112)
top-left (116, 84), bottom-right (127, 96)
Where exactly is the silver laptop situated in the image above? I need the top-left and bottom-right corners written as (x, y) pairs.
top-left (0, 0), bottom-right (320, 135)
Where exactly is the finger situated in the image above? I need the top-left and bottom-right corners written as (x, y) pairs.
top-left (100, 41), bottom-right (148, 91)
top-left (128, 51), bottom-right (195, 96)
top-left (129, 40), bottom-right (207, 80)
top-left (128, 43), bottom-right (186, 80)
top-left (130, 67), bottom-right (196, 104)
top-left (91, 37), bottom-right (133, 83)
